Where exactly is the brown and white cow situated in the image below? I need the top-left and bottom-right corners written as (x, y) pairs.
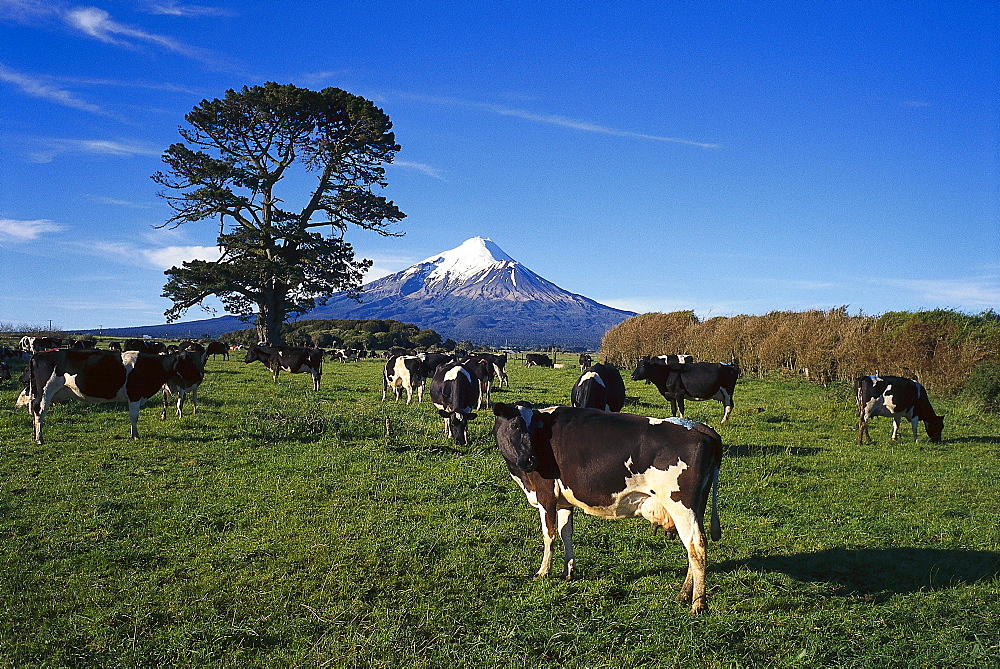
top-left (16, 348), bottom-right (203, 443)
top-left (244, 344), bottom-right (324, 391)
top-left (492, 402), bottom-right (722, 614)
top-left (856, 375), bottom-right (944, 444)
top-left (382, 355), bottom-right (425, 403)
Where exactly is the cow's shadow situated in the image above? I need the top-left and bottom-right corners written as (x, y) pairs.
top-left (724, 443), bottom-right (823, 457)
top-left (712, 547), bottom-right (1000, 601)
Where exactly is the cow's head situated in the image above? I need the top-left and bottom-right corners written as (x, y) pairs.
top-left (925, 414), bottom-right (944, 442)
top-left (631, 357), bottom-right (651, 382)
top-left (439, 409), bottom-right (477, 446)
top-left (492, 401), bottom-right (539, 472)
top-left (172, 351), bottom-right (204, 385)
top-left (244, 346), bottom-right (265, 364)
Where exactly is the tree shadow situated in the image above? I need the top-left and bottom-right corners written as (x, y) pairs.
top-left (725, 443), bottom-right (824, 457)
top-left (714, 547), bottom-right (1000, 601)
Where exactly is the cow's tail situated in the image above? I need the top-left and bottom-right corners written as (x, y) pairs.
top-left (708, 464), bottom-right (721, 542)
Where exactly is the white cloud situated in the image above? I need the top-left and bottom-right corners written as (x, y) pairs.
top-left (391, 160), bottom-right (445, 180)
top-left (142, 245), bottom-right (223, 270)
top-left (885, 276), bottom-right (1000, 308)
top-left (141, 1), bottom-right (235, 17)
top-left (29, 138), bottom-right (161, 163)
top-left (0, 217), bottom-right (66, 243)
top-left (0, 63), bottom-right (106, 115)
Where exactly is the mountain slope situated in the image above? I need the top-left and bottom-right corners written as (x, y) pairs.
top-left (308, 237), bottom-right (635, 348)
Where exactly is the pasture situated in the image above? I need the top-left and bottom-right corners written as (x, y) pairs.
top-left (1, 355), bottom-right (998, 667)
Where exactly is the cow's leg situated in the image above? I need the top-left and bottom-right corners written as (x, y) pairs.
top-left (911, 416), bottom-right (920, 442)
top-left (416, 382), bottom-right (424, 403)
top-left (313, 372), bottom-right (321, 391)
top-left (382, 374), bottom-right (388, 401)
top-left (677, 398), bottom-right (686, 419)
top-left (719, 388), bottom-right (733, 423)
top-left (535, 504), bottom-right (559, 578)
top-left (176, 388), bottom-right (186, 418)
top-left (891, 417), bottom-right (901, 441)
top-left (189, 386), bottom-right (197, 415)
top-left (161, 388), bottom-right (169, 420)
top-left (404, 384), bottom-right (413, 404)
top-left (129, 401), bottom-right (141, 439)
top-left (272, 368), bottom-right (279, 383)
top-left (668, 504), bottom-right (709, 614)
top-left (665, 395), bottom-right (678, 416)
top-left (556, 507), bottom-right (575, 580)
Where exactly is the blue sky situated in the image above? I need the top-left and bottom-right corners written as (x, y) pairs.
top-left (1, 0), bottom-right (997, 331)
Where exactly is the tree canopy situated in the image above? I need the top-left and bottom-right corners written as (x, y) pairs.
top-left (152, 82), bottom-right (405, 344)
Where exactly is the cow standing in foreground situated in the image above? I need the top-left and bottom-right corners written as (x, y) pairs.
top-left (16, 349), bottom-right (203, 444)
top-left (382, 355), bottom-right (425, 403)
top-left (244, 344), bottom-right (324, 391)
top-left (572, 363), bottom-right (626, 412)
top-left (856, 375), bottom-right (944, 444)
top-left (631, 356), bottom-right (739, 423)
top-left (492, 402), bottom-right (722, 614)
top-left (430, 361), bottom-right (479, 445)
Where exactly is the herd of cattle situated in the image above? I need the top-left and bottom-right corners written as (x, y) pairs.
top-left (1, 337), bottom-right (946, 614)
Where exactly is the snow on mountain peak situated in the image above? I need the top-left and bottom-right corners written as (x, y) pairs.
top-left (418, 237), bottom-right (517, 286)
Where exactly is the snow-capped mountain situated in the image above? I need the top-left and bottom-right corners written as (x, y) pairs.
top-left (309, 237), bottom-right (635, 348)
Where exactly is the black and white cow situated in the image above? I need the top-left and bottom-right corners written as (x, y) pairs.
top-left (382, 355), bottom-right (425, 403)
top-left (571, 363), bottom-right (626, 412)
top-left (856, 375), bottom-right (944, 444)
top-left (124, 339), bottom-right (167, 355)
top-left (631, 357), bottom-right (739, 423)
top-left (492, 402), bottom-right (722, 614)
top-left (108, 341), bottom-right (123, 352)
top-left (16, 349), bottom-right (203, 443)
top-left (471, 352), bottom-right (508, 388)
top-left (20, 336), bottom-right (61, 353)
top-left (430, 361), bottom-right (480, 445)
top-left (462, 355), bottom-right (496, 409)
top-left (419, 352), bottom-right (455, 378)
top-left (244, 344), bottom-right (324, 391)
top-left (162, 343), bottom-right (207, 420)
top-left (578, 353), bottom-right (593, 370)
top-left (525, 353), bottom-right (554, 368)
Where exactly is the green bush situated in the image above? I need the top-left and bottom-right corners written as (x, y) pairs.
top-left (962, 360), bottom-right (1000, 411)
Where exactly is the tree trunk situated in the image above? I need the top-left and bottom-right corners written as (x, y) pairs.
top-left (255, 289), bottom-right (286, 345)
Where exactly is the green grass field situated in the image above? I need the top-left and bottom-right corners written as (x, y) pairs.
top-left (1, 355), bottom-right (998, 668)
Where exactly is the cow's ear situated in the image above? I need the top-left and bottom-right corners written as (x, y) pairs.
top-left (467, 413), bottom-right (477, 421)
top-left (438, 410), bottom-right (450, 417)
top-left (493, 402), bottom-right (517, 418)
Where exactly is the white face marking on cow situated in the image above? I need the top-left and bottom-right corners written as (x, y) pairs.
top-left (517, 406), bottom-right (534, 428)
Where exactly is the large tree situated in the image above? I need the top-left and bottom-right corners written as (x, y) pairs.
top-left (152, 82), bottom-right (405, 344)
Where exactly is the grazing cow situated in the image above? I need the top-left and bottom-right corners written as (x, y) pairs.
top-left (15, 349), bottom-right (203, 444)
top-left (430, 361), bottom-right (480, 445)
top-left (525, 353), bottom-right (554, 368)
top-left (579, 353), bottom-right (593, 370)
top-left (462, 356), bottom-right (497, 409)
top-left (631, 357), bottom-right (739, 423)
top-left (572, 363), bottom-right (626, 412)
top-left (205, 341), bottom-right (229, 360)
top-left (856, 375), bottom-right (944, 444)
top-left (244, 344), bottom-right (324, 390)
top-left (492, 402), bottom-right (722, 614)
top-left (382, 355), bottom-right (425, 403)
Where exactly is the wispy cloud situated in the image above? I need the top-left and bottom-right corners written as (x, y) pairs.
top-left (0, 63), bottom-right (106, 115)
top-left (142, 245), bottom-right (223, 270)
top-left (884, 276), bottom-right (1000, 308)
top-left (29, 138), bottom-right (162, 163)
top-left (63, 5), bottom-right (215, 62)
top-left (391, 160), bottom-right (446, 180)
top-left (140, 1), bottom-right (236, 17)
top-left (0, 217), bottom-right (67, 243)
top-left (399, 92), bottom-right (719, 149)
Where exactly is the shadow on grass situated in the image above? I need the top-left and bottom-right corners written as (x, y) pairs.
top-left (715, 547), bottom-right (1000, 600)
top-left (944, 436), bottom-right (1000, 444)
top-left (725, 443), bottom-right (823, 457)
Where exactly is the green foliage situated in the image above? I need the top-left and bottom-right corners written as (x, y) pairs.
top-left (962, 360), bottom-right (1000, 411)
top-left (220, 318), bottom-right (443, 351)
top-left (1, 356), bottom-right (998, 667)
top-left (153, 82), bottom-right (405, 344)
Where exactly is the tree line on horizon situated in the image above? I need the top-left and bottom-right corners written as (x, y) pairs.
top-left (220, 318), bottom-right (452, 353)
top-left (600, 308), bottom-right (1000, 398)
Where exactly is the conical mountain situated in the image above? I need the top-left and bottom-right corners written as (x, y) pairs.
top-left (308, 237), bottom-right (635, 348)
